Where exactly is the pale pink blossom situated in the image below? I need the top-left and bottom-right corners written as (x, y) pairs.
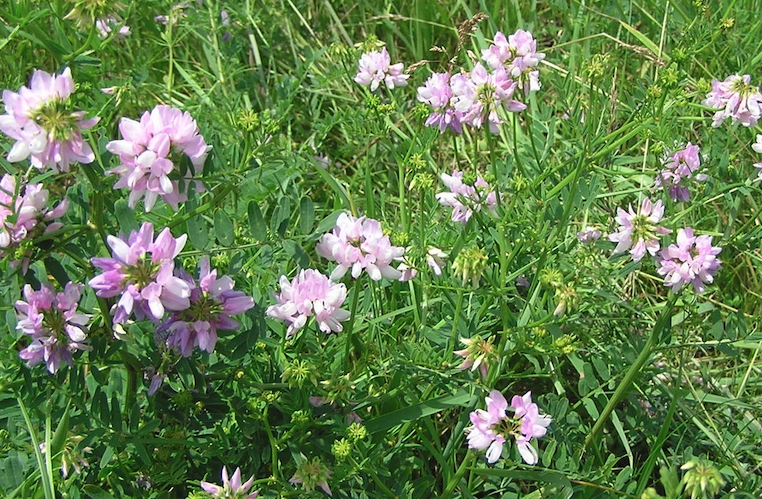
top-left (481, 30), bottom-right (545, 96)
top-left (608, 198), bottom-right (670, 262)
top-left (753, 134), bottom-right (762, 180)
top-left (266, 269), bottom-right (350, 338)
top-left (200, 466), bottom-right (258, 498)
top-left (450, 64), bottom-right (526, 133)
top-left (702, 74), bottom-right (762, 127)
top-left (655, 143), bottom-right (708, 202)
top-left (417, 72), bottom-right (462, 133)
top-left (656, 227), bottom-right (722, 292)
top-left (354, 47), bottom-right (409, 91)
top-left (0, 68), bottom-right (98, 171)
top-left (436, 171), bottom-right (497, 223)
top-left (510, 392), bottom-right (552, 465)
top-left (316, 213), bottom-right (407, 281)
top-left (106, 105), bottom-right (210, 211)
top-left (95, 17), bottom-right (131, 39)
top-left (89, 222), bottom-right (191, 324)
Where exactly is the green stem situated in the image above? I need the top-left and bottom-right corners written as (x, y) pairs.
top-left (262, 405), bottom-right (279, 481)
top-left (343, 280), bottom-right (361, 371)
top-left (440, 453), bottom-right (473, 499)
top-left (17, 396), bottom-right (56, 499)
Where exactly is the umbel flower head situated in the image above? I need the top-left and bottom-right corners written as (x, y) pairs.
top-left (354, 47), bottom-right (409, 91)
top-left (0, 174), bottom-right (68, 271)
top-left (454, 335), bottom-right (497, 379)
top-left (0, 68), bottom-right (99, 171)
top-left (15, 282), bottom-right (89, 374)
top-left (417, 72), bottom-right (463, 134)
top-left (200, 466), bottom-right (259, 498)
top-left (481, 29), bottom-right (546, 96)
top-left (436, 170), bottom-right (498, 223)
top-left (290, 456), bottom-right (333, 496)
top-left (450, 63), bottom-right (526, 133)
top-left (157, 258), bottom-right (254, 357)
top-left (655, 143), bottom-right (708, 202)
top-left (316, 213), bottom-right (407, 281)
top-left (680, 458), bottom-right (726, 499)
top-left (656, 227), bottom-right (722, 293)
top-left (106, 104), bottom-right (211, 212)
top-left (266, 269), bottom-right (350, 339)
top-left (466, 390), bottom-right (551, 465)
top-left (608, 198), bottom-right (670, 262)
top-left (702, 74), bottom-right (762, 127)
top-left (89, 222), bottom-right (191, 324)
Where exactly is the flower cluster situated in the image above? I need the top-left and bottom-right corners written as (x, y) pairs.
top-left (95, 17), bottom-right (131, 39)
top-left (702, 74), bottom-right (762, 127)
top-left (290, 457), bottom-right (333, 496)
top-left (15, 283), bottom-right (89, 374)
top-left (158, 258), bottom-right (255, 357)
top-left (656, 228), bottom-right (722, 292)
top-left (316, 213), bottom-right (407, 281)
top-left (466, 390), bottom-right (551, 465)
top-left (436, 171), bottom-right (497, 223)
top-left (655, 143), bottom-right (708, 202)
top-left (417, 29), bottom-right (542, 134)
top-left (576, 226), bottom-right (602, 245)
top-left (608, 198), bottom-right (670, 262)
top-left (106, 104), bottom-right (210, 212)
top-left (266, 269), bottom-right (350, 339)
top-left (200, 466), bottom-right (259, 499)
top-left (454, 335), bottom-right (497, 379)
top-left (0, 174), bottom-right (68, 270)
top-left (89, 222), bottom-right (191, 324)
top-left (0, 68), bottom-right (98, 171)
top-left (354, 47), bottom-right (409, 91)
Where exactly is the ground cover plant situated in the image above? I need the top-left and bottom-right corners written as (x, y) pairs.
top-left (1, 0), bottom-right (762, 497)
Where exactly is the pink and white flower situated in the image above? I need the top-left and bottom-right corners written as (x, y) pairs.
top-left (266, 269), bottom-right (350, 339)
top-left (354, 47), bottom-right (409, 91)
top-left (608, 198), bottom-right (670, 262)
top-left (0, 68), bottom-right (99, 171)
top-left (106, 104), bottom-right (210, 212)
top-left (316, 213), bottom-right (407, 281)
top-left (89, 222), bottom-right (191, 324)
top-left (436, 171), bottom-right (497, 223)
top-left (158, 258), bottom-right (254, 356)
top-left (200, 466), bottom-right (258, 499)
top-left (450, 64), bottom-right (526, 133)
top-left (482, 30), bottom-right (545, 96)
top-left (702, 74), bottom-right (762, 127)
top-left (656, 227), bottom-right (722, 292)
top-left (95, 17), bottom-right (131, 39)
top-left (15, 282), bottom-right (89, 374)
top-left (417, 72), bottom-right (463, 133)
top-left (655, 143), bottom-right (708, 202)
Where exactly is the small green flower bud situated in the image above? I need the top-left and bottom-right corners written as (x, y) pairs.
top-left (331, 438), bottom-right (352, 460)
top-left (347, 422), bottom-right (368, 442)
top-left (452, 246), bottom-right (488, 288)
top-left (681, 458), bottom-right (725, 499)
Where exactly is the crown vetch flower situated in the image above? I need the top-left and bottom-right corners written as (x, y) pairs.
top-left (106, 104), bottom-right (210, 212)
top-left (0, 68), bottom-right (99, 171)
top-left (655, 143), bottom-right (708, 202)
top-left (354, 47), bottom-right (409, 91)
top-left (200, 466), bottom-right (259, 499)
top-left (15, 282), bottom-right (89, 374)
top-left (436, 171), bottom-right (497, 223)
top-left (702, 74), bottom-right (762, 127)
top-left (158, 257), bottom-right (254, 356)
top-left (316, 213), bottom-right (407, 281)
top-left (89, 222), bottom-right (191, 324)
top-left (753, 134), bottom-right (762, 180)
top-left (466, 390), bottom-right (551, 465)
top-left (608, 198), bottom-right (670, 262)
top-left (417, 72), bottom-right (463, 133)
top-left (454, 335), bottom-right (497, 379)
top-left (0, 174), bottom-right (68, 270)
top-left (656, 227), bottom-right (722, 292)
top-left (290, 457), bottom-right (333, 496)
top-left (266, 269), bottom-right (350, 339)
top-left (95, 17), bottom-right (131, 39)
top-left (482, 30), bottom-right (545, 96)
top-left (451, 64), bottom-right (526, 133)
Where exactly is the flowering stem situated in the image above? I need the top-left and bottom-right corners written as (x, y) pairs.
top-left (343, 279), bottom-right (361, 371)
top-left (449, 288), bottom-right (465, 353)
top-left (262, 405), bottom-right (279, 481)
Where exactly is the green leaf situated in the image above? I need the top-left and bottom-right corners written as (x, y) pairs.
top-left (214, 210), bottom-right (235, 246)
top-left (44, 257), bottom-right (69, 287)
top-left (247, 201), bottom-right (267, 241)
top-left (186, 214), bottom-right (209, 249)
top-left (82, 484), bottom-right (116, 499)
top-left (298, 196), bottom-right (315, 234)
top-left (114, 199), bottom-right (138, 233)
top-left (365, 389), bottom-right (472, 434)
top-left (50, 408), bottom-right (70, 457)
top-left (283, 240), bottom-right (310, 268)
top-left (271, 196), bottom-right (291, 236)
top-left (470, 468), bottom-right (572, 488)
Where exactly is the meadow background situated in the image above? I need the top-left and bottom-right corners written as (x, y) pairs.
top-left (1, 0), bottom-right (762, 498)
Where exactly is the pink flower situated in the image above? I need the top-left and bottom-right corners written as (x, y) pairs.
top-left (200, 466), bottom-right (258, 499)
top-left (654, 143), bottom-right (708, 202)
top-left (467, 389), bottom-right (551, 465)
top-left (0, 174), bottom-right (68, 270)
top-left (15, 282), bottom-right (89, 374)
top-left (436, 171), bottom-right (497, 223)
top-left (354, 47), bottom-right (409, 91)
top-left (608, 198), bottom-right (670, 262)
top-left (106, 105), bottom-right (210, 212)
top-left (576, 227), bottom-right (602, 245)
top-left (158, 258), bottom-right (254, 356)
top-left (417, 72), bottom-right (463, 133)
top-left (451, 64), bottom-right (526, 133)
top-left (0, 68), bottom-right (99, 171)
top-left (656, 227), bottom-right (722, 292)
top-left (454, 335), bottom-right (496, 379)
top-left (266, 269), bottom-right (350, 339)
top-left (482, 30), bottom-right (545, 96)
top-left (426, 247), bottom-right (448, 276)
top-left (89, 222), bottom-right (191, 324)
top-left (290, 457), bottom-right (333, 496)
top-left (316, 213), bottom-right (407, 281)
top-left (95, 17), bottom-right (131, 39)
top-left (702, 74), bottom-right (762, 127)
